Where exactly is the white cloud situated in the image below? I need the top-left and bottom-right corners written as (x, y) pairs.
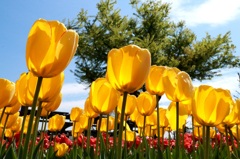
top-left (161, 0), bottom-right (240, 26)
top-left (58, 99), bottom-right (86, 112)
top-left (193, 68), bottom-right (239, 96)
top-left (57, 83), bottom-right (89, 112)
top-left (61, 83), bottom-right (89, 95)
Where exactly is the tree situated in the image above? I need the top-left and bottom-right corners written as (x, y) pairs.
top-left (68, 0), bottom-right (239, 85)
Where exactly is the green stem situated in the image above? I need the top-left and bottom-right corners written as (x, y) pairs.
top-left (225, 125), bottom-right (231, 158)
top-left (18, 106), bottom-right (28, 157)
top-left (237, 125), bottom-right (239, 151)
top-left (106, 114), bottom-right (109, 151)
top-left (113, 107), bottom-right (118, 153)
top-left (96, 114), bottom-right (102, 158)
top-left (0, 106), bottom-right (7, 153)
top-left (168, 128), bottom-right (171, 147)
top-left (161, 127), bottom-right (164, 151)
top-left (40, 113), bottom-right (48, 159)
top-left (124, 115), bottom-right (127, 158)
top-left (87, 117), bottom-right (92, 156)
top-left (116, 92), bottom-right (128, 159)
top-left (72, 121), bottom-right (76, 141)
top-left (192, 116), bottom-right (196, 159)
top-left (220, 132), bottom-right (222, 150)
top-left (0, 107), bottom-right (6, 124)
top-left (0, 113), bottom-right (9, 154)
top-left (175, 101), bottom-right (180, 158)
top-left (142, 115), bottom-right (146, 137)
top-left (228, 127), bottom-right (237, 157)
top-left (132, 122), bottom-right (136, 149)
top-left (198, 127), bottom-right (200, 142)
top-left (0, 106), bottom-right (6, 152)
top-left (204, 126), bottom-right (210, 159)
top-left (156, 95), bottom-right (161, 150)
top-left (30, 102), bottom-right (43, 157)
top-left (21, 76), bottom-right (43, 159)
top-left (2, 114), bottom-right (9, 136)
top-left (72, 121), bottom-right (77, 159)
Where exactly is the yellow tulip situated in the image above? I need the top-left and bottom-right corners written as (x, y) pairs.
top-left (16, 73), bottom-right (33, 106)
top-left (145, 65), bottom-right (167, 96)
top-left (72, 114), bottom-right (89, 137)
top-left (4, 129), bottom-right (13, 138)
top-left (146, 110), bottom-right (157, 126)
top-left (163, 68), bottom-right (194, 102)
top-left (5, 94), bottom-right (21, 115)
top-left (0, 78), bottom-right (15, 109)
top-left (193, 118), bottom-right (202, 127)
top-left (117, 94), bottom-right (137, 116)
top-left (106, 44), bottom-right (151, 93)
top-left (26, 19), bottom-right (79, 78)
top-left (137, 92), bottom-right (156, 116)
top-left (84, 97), bottom-right (98, 118)
top-left (28, 72), bottom-right (64, 102)
top-left (78, 114), bottom-right (89, 130)
top-left (70, 107), bottom-right (83, 122)
top-left (90, 78), bottom-right (120, 115)
top-left (48, 114), bottom-right (65, 132)
top-left (166, 102), bottom-right (188, 130)
top-left (97, 116), bottom-right (115, 132)
top-left (23, 115), bottom-right (35, 134)
top-left (54, 143), bottom-right (69, 157)
top-left (11, 116), bottom-right (23, 133)
top-left (216, 123), bottom-right (226, 134)
top-left (108, 116), bottom-right (115, 130)
top-left (0, 112), bottom-right (19, 129)
top-left (158, 108), bottom-right (169, 128)
top-left (231, 124), bottom-right (240, 141)
top-left (40, 107), bottom-right (50, 117)
top-left (192, 85), bottom-right (231, 127)
top-left (180, 99), bottom-right (192, 115)
top-left (42, 93), bottom-right (62, 112)
top-left (235, 98), bottom-right (240, 121)
top-left (135, 114), bottom-right (144, 128)
top-left (72, 124), bottom-right (84, 138)
top-left (129, 107), bottom-right (140, 123)
top-left (122, 130), bottom-right (135, 142)
top-left (222, 99), bottom-right (239, 128)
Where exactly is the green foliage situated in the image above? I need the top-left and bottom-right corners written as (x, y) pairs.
top-left (68, 0), bottom-right (239, 85)
top-left (4, 145), bottom-right (17, 159)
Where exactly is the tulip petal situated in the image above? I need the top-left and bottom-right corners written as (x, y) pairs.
top-left (26, 19), bottom-right (51, 75)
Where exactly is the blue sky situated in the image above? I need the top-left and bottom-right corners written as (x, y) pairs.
top-left (0, 0), bottom-right (240, 112)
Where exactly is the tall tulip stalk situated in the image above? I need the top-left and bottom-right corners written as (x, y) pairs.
top-left (21, 18), bottom-right (79, 159)
top-left (192, 85), bottom-right (232, 159)
top-left (163, 69), bottom-right (194, 158)
top-left (106, 44), bottom-right (151, 159)
top-left (145, 65), bottom-right (166, 151)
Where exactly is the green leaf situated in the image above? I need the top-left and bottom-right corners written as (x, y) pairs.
top-left (17, 145), bottom-right (23, 159)
top-left (164, 147), bottom-right (171, 159)
top-left (90, 146), bottom-right (95, 159)
top-left (46, 146), bottom-right (57, 159)
top-left (33, 139), bottom-right (44, 159)
top-left (4, 145), bottom-right (17, 159)
top-left (99, 134), bottom-right (106, 158)
top-left (0, 142), bottom-right (7, 159)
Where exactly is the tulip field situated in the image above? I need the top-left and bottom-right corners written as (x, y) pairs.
top-left (1, 18), bottom-right (240, 159)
